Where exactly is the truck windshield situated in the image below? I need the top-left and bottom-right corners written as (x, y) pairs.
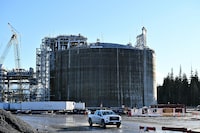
top-left (102, 111), bottom-right (115, 115)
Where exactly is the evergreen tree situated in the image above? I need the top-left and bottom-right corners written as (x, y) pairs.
top-left (161, 73), bottom-right (174, 104)
top-left (174, 76), bottom-right (182, 104)
top-left (157, 69), bottom-right (199, 106)
top-left (190, 74), bottom-right (200, 106)
top-left (181, 74), bottom-right (189, 105)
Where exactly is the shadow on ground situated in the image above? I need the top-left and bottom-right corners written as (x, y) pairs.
top-left (53, 125), bottom-right (119, 132)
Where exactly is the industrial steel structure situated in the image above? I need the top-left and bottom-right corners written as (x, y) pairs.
top-left (36, 34), bottom-right (87, 101)
top-left (0, 23), bottom-right (37, 102)
top-left (36, 27), bottom-right (156, 107)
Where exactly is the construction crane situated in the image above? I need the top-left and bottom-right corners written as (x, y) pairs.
top-left (7, 23), bottom-right (21, 69)
top-left (0, 23), bottom-right (21, 69)
top-left (0, 34), bottom-right (12, 66)
top-left (0, 23), bottom-right (23, 102)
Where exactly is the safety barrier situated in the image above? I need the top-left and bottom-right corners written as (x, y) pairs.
top-left (162, 126), bottom-right (187, 132)
top-left (162, 126), bottom-right (200, 133)
top-left (139, 126), bottom-right (200, 133)
top-left (187, 130), bottom-right (200, 133)
top-left (139, 126), bottom-right (156, 132)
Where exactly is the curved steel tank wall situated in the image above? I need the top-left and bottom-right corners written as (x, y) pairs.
top-left (50, 47), bottom-right (156, 107)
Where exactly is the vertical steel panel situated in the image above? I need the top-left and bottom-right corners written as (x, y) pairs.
top-left (50, 47), bottom-right (156, 107)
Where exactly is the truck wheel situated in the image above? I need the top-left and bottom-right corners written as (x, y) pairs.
top-left (101, 120), bottom-right (106, 129)
top-left (116, 122), bottom-right (121, 128)
top-left (88, 118), bottom-right (93, 127)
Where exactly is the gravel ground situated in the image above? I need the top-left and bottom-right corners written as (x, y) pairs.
top-left (0, 108), bottom-right (197, 133)
top-left (1, 108), bottom-right (200, 133)
top-left (17, 112), bottom-right (200, 133)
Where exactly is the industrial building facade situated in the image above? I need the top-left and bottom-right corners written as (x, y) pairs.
top-left (37, 28), bottom-right (156, 107)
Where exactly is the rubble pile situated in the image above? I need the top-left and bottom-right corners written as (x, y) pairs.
top-left (0, 109), bottom-right (37, 133)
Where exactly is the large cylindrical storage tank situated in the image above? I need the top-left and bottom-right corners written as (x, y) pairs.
top-left (50, 43), bottom-right (156, 107)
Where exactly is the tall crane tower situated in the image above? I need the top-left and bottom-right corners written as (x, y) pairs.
top-left (0, 23), bottom-right (23, 102)
top-left (0, 23), bottom-right (21, 69)
top-left (0, 23), bottom-right (37, 102)
top-left (8, 23), bottom-right (21, 69)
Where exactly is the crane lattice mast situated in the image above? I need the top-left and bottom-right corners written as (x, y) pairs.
top-left (7, 23), bottom-right (21, 69)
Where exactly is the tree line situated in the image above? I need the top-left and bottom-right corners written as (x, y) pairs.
top-left (157, 69), bottom-right (200, 106)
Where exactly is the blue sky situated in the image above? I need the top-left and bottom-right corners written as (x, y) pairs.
top-left (1, 0), bottom-right (200, 84)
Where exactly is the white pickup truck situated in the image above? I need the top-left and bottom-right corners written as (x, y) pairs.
top-left (88, 110), bottom-right (121, 128)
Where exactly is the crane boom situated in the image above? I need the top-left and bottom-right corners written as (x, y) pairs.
top-left (0, 37), bottom-right (13, 65)
top-left (8, 23), bottom-right (21, 69)
top-left (0, 23), bottom-right (21, 69)
top-left (0, 23), bottom-right (24, 102)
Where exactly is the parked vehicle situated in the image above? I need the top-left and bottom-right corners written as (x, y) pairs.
top-left (0, 101), bottom-right (75, 113)
top-left (88, 110), bottom-right (121, 128)
top-left (21, 101), bottom-right (75, 112)
top-left (73, 102), bottom-right (86, 114)
top-left (197, 105), bottom-right (200, 111)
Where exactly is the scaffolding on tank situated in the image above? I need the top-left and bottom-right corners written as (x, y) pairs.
top-left (36, 34), bottom-right (87, 101)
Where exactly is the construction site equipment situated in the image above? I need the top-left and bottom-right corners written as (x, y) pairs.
top-left (8, 23), bottom-right (21, 69)
top-left (0, 23), bottom-right (37, 102)
top-left (0, 23), bottom-right (21, 69)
